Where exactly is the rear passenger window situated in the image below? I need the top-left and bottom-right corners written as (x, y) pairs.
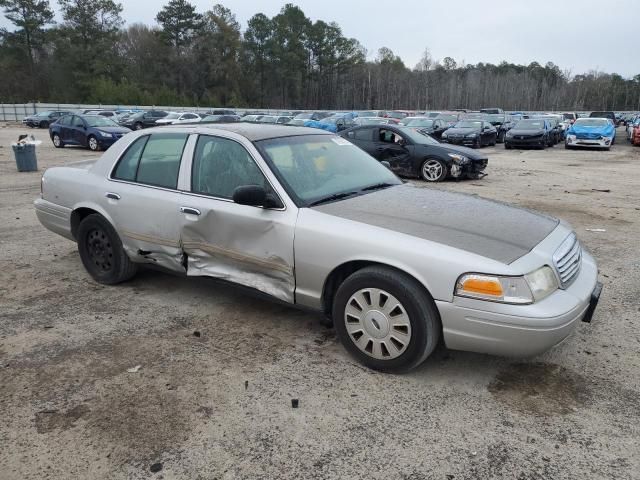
top-left (113, 136), bottom-right (149, 181)
top-left (136, 134), bottom-right (188, 188)
top-left (112, 133), bottom-right (188, 189)
top-left (354, 128), bottom-right (373, 141)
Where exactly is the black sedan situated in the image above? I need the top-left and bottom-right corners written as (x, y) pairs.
top-left (119, 110), bottom-right (168, 130)
top-left (485, 114), bottom-right (516, 143)
top-left (402, 117), bottom-right (450, 139)
top-left (340, 125), bottom-right (488, 182)
top-left (504, 119), bottom-right (552, 149)
top-left (23, 111), bottom-right (70, 128)
top-left (441, 120), bottom-right (497, 147)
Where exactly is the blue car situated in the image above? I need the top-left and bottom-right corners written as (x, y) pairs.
top-left (304, 112), bottom-right (357, 133)
top-left (565, 118), bottom-right (616, 150)
top-left (49, 114), bottom-right (132, 151)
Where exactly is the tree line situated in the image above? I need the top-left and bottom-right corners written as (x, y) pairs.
top-left (1, 0), bottom-right (639, 111)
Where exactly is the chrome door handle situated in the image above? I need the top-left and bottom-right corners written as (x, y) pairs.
top-left (180, 207), bottom-right (201, 216)
top-left (105, 192), bottom-right (121, 200)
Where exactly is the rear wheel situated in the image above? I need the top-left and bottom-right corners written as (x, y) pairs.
top-left (332, 266), bottom-right (440, 372)
top-left (77, 214), bottom-right (138, 284)
top-left (420, 158), bottom-right (448, 182)
top-left (39, 121), bottom-right (48, 129)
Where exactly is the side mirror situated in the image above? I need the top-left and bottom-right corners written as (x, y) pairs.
top-left (381, 161), bottom-right (392, 170)
top-left (232, 185), bottom-right (281, 209)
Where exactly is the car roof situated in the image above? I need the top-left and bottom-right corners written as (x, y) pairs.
top-left (167, 123), bottom-right (333, 141)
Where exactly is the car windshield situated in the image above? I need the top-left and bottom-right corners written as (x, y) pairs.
top-left (164, 113), bottom-right (181, 119)
top-left (426, 112), bottom-right (440, 118)
top-left (455, 121), bottom-right (482, 128)
top-left (437, 114), bottom-right (458, 122)
top-left (84, 116), bottom-right (118, 127)
top-left (515, 120), bottom-right (545, 129)
top-left (256, 135), bottom-right (402, 205)
top-left (486, 114), bottom-right (505, 123)
top-left (563, 113), bottom-right (575, 120)
top-left (574, 118), bottom-right (608, 127)
top-left (294, 113), bottom-right (313, 119)
top-left (405, 118), bottom-right (434, 127)
top-left (357, 117), bottom-right (384, 125)
top-left (358, 111), bottom-right (377, 117)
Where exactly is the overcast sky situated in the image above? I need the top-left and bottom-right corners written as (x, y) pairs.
top-left (2, 0), bottom-right (638, 77)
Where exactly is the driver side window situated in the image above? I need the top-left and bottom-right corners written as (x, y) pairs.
top-left (72, 116), bottom-right (84, 128)
top-left (191, 135), bottom-right (268, 200)
top-left (379, 129), bottom-right (403, 144)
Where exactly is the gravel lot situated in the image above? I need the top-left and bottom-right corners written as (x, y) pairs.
top-left (0, 123), bottom-right (638, 480)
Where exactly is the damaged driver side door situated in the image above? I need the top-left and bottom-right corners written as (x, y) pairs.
top-left (178, 134), bottom-right (297, 303)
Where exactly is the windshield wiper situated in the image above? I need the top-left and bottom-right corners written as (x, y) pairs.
top-left (308, 191), bottom-right (358, 207)
top-left (360, 182), bottom-right (396, 192)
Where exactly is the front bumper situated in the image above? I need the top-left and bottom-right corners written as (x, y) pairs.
top-left (505, 136), bottom-right (545, 147)
top-left (443, 137), bottom-right (476, 146)
top-left (436, 250), bottom-right (600, 357)
top-left (566, 136), bottom-right (612, 148)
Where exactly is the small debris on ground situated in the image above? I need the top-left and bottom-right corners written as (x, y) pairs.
top-left (127, 365), bottom-right (142, 373)
top-left (244, 380), bottom-right (248, 390)
top-left (291, 399), bottom-right (299, 408)
top-left (591, 189), bottom-right (611, 193)
top-left (193, 331), bottom-right (201, 338)
top-left (150, 462), bottom-right (163, 473)
top-left (586, 228), bottom-right (606, 233)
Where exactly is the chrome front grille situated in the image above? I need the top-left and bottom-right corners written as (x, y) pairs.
top-left (553, 233), bottom-right (582, 286)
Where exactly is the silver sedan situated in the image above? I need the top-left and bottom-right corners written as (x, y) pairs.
top-left (34, 124), bottom-right (602, 372)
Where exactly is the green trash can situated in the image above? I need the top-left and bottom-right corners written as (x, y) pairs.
top-left (12, 143), bottom-right (38, 172)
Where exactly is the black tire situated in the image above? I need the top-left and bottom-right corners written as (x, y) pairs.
top-left (490, 134), bottom-right (497, 146)
top-left (39, 121), bottom-right (48, 129)
top-left (332, 266), bottom-right (441, 373)
top-left (504, 142), bottom-right (512, 150)
top-left (77, 214), bottom-right (138, 285)
top-left (52, 133), bottom-right (64, 148)
top-left (497, 131), bottom-right (505, 143)
top-left (134, 122), bottom-right (144, 130)
top-left (87, 135), bottom-right (100, 151)
top-left (420, 158), bottom-right (448, 182)
top-left (564, 143), bottom-right (572, 150)
top-left (473, 137), bottom-right (480, 148)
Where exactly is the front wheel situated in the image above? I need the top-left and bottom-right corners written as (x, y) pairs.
top-left (504, 142), bottom-right (512, 150)
top-left (420, 158), bottom-right (448, 182)
top-left (77, 214), bottom-right (138, 284)
top-left (52, 134), bottom-right (64, 148)
top-left (134, 122), bottom-right (144, 130)
top-left (332, 266), bottom-right (441, 372)
top-left (87, 135), bottom-right (100, 151)
top-left (39, 121), bottom-right (48, 129)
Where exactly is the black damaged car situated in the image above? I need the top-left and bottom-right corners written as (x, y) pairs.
top-left (402, 117), bottom-right (449, 139)
top-left (485, 114), bottom-right (515, 143)
top-left (340, 125), bottom-right (488, 182)
top-left (504, 119), bottom-right (552, 149)
top-left (440, 120), bottom-right (497, 147)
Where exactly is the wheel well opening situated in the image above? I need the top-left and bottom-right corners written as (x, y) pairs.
top-left (321, 261), bottom-right (435, 318)
top-left (70, 208), bottom-right (99, 240)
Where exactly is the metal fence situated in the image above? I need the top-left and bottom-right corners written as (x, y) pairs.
top-left (0, 103), bottom-right (288, 121)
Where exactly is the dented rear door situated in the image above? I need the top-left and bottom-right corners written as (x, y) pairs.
top-left (178, 134), bottom-right (297, 303)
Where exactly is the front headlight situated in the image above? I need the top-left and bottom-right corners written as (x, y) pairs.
top-left (442, 133), bottom-right (448, 138)
top-left (99, 131), bottom-right (113, 137)
top-left (455, 266), bottom-right (558, 305)
top-left (447, 153), bottom-right (468, 164)
top-left (466, 133), bottom-right (477, 138)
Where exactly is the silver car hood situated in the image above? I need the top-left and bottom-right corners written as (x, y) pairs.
top-left (312, 184), bottom-right (559, 264)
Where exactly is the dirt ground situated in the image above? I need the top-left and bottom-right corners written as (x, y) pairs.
top-left (0, 123), bottom-right (638, 480)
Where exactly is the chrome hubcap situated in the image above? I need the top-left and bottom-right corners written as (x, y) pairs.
top-left (89, 138), bottom-right (97, 150)
top-left (422, 160), bottom-right (443, 181)
top-left (53, 136), bottom-right (60, 146)
top-left (344, 288), bottom-right (411, 360)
